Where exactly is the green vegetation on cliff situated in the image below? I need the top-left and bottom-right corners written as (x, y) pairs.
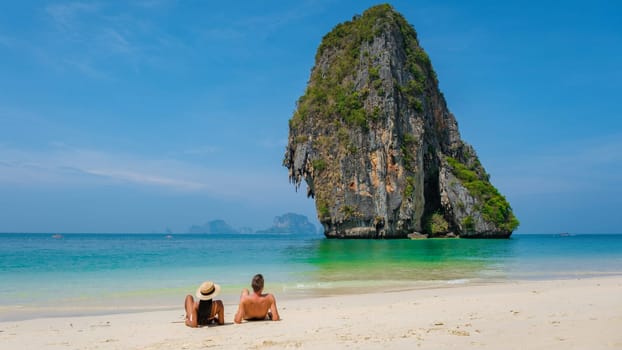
top-left (446, 157), bottom-right (519, 232)
top-left (425, 212), bottom-right (449, 235)
top-left (291, 3), bottom-right (433, 134)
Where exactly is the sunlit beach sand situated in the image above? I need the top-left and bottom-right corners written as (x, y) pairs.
top-left (1, 277), bottom-right (621, 349)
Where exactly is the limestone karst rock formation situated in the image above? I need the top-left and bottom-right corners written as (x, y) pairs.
top-left (284, 4), bottom-right (519, 238)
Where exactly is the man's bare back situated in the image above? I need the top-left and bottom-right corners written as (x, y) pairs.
top-left (234, 274), bottom-right (280, 323)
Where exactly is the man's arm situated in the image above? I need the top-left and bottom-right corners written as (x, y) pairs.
top-left (234, 302), bottom-right (245, 324)
top-left (269, 294), bottom-right (280, 321)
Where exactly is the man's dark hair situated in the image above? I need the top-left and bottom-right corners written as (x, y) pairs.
top-left (251, 274), bottom-right (264, 292)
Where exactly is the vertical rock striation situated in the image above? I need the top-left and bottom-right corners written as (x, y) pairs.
top-left (284, 4), bottom-right (519, 238)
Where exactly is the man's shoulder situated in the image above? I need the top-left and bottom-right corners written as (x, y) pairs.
top-left (262, 293), bottom-right (276, 302)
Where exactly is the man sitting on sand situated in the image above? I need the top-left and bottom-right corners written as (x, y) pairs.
top-left (184, 280), bottom-right (225, 327)
top-left (234, 274), bottom-right (280, 323)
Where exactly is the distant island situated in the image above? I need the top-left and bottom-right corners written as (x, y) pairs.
top-left (257, 213), bottom-right (317, 234)
top-left (186, 213), bottom-right (318, 234)
top-left (188, 219), bottom-right (239, 234)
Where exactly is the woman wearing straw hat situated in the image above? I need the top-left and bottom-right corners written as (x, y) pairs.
top-left (184, 281), bottom-right (224, 327)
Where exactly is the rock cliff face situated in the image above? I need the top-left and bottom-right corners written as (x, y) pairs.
top-left (284, 4), bottom-right (519, 238)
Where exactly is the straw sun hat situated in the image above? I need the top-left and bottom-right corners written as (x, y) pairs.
top-left (195, 281), bottom-right (221, 301)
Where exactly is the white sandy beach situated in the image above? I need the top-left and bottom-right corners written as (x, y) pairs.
top-left (1, 277), bottom-right (621, 349)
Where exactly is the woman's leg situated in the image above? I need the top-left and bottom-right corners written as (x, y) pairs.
top-left (184, 294), bottom-right (198, 327)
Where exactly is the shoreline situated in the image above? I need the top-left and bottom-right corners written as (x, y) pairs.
top-left (2, 276), bottom-right (621, 349)
top-left (0, 277), bottom-right (485, 322)
top-left (2, 273), bottom-right (621, 322)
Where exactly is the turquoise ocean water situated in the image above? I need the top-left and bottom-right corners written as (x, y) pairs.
top-left (1, 233), bottom-right (621, 321)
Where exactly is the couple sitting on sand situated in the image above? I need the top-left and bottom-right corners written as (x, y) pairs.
top-left (184, 273), bottom-right (280, 327)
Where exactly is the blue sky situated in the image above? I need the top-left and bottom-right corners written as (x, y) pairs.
top-left (0, 0), bottom-right (620, 234)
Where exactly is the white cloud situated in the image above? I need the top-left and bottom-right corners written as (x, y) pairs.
top-left (62, 59), bottom-right (111, 80)
top-left (78, 168), bottom-right (206, 190)
top-left (0, 145), bottom-right (204, 192)
top-left (45, 2), bottom-right (100, 29)
top-left (0, 144), bottom-right (289, 198)
top-left (99, 28), bottom-right (133, 55)
top-left (38, 1), bottom-right (187, 78)
top-left (202, 0), bottom-right (330, 43)
top-left (132, 0), bottom-right (172, 9)
top-left (179, 146), bottom-right (220, 156)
